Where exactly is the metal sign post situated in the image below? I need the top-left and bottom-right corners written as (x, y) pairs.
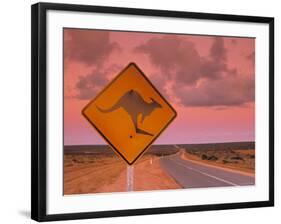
top-left (127, 165), bottom-right (134, 191)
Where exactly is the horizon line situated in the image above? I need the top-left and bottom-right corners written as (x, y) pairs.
top-left (64, 140), bottom-right (255, 147)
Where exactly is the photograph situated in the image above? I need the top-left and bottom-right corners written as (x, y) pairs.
top-left (63, 28), bottom-right (256, 195)
top-left (31, 2), bottom-right (274, 221)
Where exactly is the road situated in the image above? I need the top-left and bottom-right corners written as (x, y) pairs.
top-left (160, 154), bottom-right (255, 188)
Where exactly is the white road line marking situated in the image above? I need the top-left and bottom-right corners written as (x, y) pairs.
top-left (170, 158), bottom-right (239, 186)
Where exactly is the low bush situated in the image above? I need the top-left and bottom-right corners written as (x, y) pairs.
top-left (230, 156), bottom-right (244, 161)
top-left (207, 155), bottom-right (218, 161)
top-left (201, 154), bottom-right (208, 160)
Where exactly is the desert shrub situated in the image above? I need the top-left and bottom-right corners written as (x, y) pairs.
top-left (72, 158), bottom-right (84, 163)
top-left (189, 150), bottom-right (196, 155)
top-left (201, 154), bottom-right (208, 160)
top-left (230, 156), bottom-right (244, 161)
top-left (208, 155), bottom-right (218, 161)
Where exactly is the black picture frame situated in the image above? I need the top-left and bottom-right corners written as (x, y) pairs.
top-left (31, 2), bottom-right (274, 222)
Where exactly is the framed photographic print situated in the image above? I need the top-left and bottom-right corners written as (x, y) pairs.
top-left (31, 2), bottom-right (274, 222)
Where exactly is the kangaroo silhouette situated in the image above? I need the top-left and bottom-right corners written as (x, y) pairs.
top-left (96, 89), bottom-right (162, 137)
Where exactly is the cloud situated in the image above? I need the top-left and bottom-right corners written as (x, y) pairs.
top-left (64, 29), bottom-right (119, 66)
top-left (135, 35), bottom-right (254, 108)
top-left (246, 52), bottom-right (255, 66)
top-left (135, 36), bottom-right (227, 85)
top-left (231, 39), bottom-right (238, 45)
top-left (210, 37), bottom-right (227, 62)
top-left (173, 72), bottom-right (254, 107)
top-left (75, 64), bottom-right (122, 99)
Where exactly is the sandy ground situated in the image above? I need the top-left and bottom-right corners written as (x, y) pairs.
top-left (64, 154), bottom-right (180, 195)
top-left (134, 156), bottom-right (180, 191)
top-left (64, 155), bottom-right (126, 194)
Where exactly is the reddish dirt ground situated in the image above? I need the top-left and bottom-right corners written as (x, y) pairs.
top-left (64, 154), bottom-right (180, 195)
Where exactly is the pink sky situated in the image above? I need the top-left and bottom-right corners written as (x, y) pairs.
top-left (64, 28), bottom-right (255, 145)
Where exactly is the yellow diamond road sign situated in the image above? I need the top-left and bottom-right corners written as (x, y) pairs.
top-left (82, 63), bottom-right (177, 165)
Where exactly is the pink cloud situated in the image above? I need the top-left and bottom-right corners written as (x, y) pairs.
top-left (64, 28), bottom-right (119, 66)
top-left (75, 64), bottom-right (122, 99)
top-left (134, 35), bottom-right (255, 107)
top-left (173, 72), bottom-right (254, 107)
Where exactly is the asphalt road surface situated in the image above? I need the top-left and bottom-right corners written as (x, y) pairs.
top-left (160, 154), bottom-right (255, 188)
